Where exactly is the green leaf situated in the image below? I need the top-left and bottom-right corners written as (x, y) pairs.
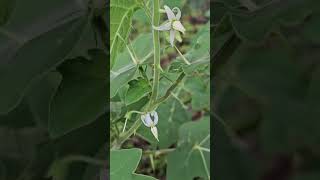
top-left (0, 0), bottom-right (15, 25)
top-left (49, 49), bottom-right (107, 138)
top-left (125, 78), bottom-right (151, 105)
top-left (231, 0), bottom-right (319, 41)
top-left (110, 33), bottom-right (153, 98)
top-left (164, 0), bottom-right (183, 8)
top-left (26, 71), bottom-right (62, 128)
top-left (132, 174), bottom-right (157, 180)
top-left (301, 13), bottom-right (320, 44)
top-left (110, 148), bottom-right (157, 180)
top-left (0, 1), bottom-right (88, 114)
top-left (184, 76), bottom-right (210, 110)
top-left (47, 159), bottom-right (69, 180)
top-left (110, 0), bottom-right (141, 68)
top-left (230, 36), bottom-right (301, 102)
top-left (293, 171), bottom-right (320, 180)
top-left (212, 114), bottom-right (258, 180)
top-left (167, 117), bottom-right (210, 180)
top-left (172, 23), bottom-right (210, 74)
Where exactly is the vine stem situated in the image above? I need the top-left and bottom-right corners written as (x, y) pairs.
top-left (149, 0), bottom-right (161, 109)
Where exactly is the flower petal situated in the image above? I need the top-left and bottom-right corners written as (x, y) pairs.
top-left (170, 29), bottom-right (175, 47)
top-left (151, 126), bottom-right (159, 141)
top-left (150, 111), bottom-right (158, 125)
top-left (153, 21), bottom-right (171, 31)
top-left (172, 7), bottom-right (181, 20)
top-left (141, 114), bottom-right (152, 127)
top-left (164, 5), bottom-right (175, 21)
top-left (172, 21), bottom-right (185, 34)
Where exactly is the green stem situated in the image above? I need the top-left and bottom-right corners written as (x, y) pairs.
top-left (144, 148), bottom-right (175, 156)
top-left (149, 0), bottom-right (161, 108)
top-left (111, 116), bottom-right (142, 150)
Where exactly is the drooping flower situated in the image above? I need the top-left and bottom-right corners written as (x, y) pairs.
top-left (153, 5), bottom-right (186, 47)
top-left (141, 111), bottom-right (159, 141)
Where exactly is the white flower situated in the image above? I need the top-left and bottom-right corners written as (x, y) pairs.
top-left (141, 111), bottom-right (159, 141)
top-left (153, 5), bottom-right (186, 47)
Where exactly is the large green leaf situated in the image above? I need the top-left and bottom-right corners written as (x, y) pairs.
top-left (171, 23), bottom-right (210, 74)
top-left (110, 0), bottom-right (141, 68)
top-left (0, 0), bottom-right (88, 114)
top-left (25, 71), bottom-right (62, 128)
top-left (184, 76), bottom-right (210, 111)
top-left (229, 36), bottom-right (301, 103)
top-left (110, 33), bottom-right (153, 98)
top-left (110, 148), bottom-right (157, 180)
top-left (167, 117), bottom-right (210, 180)
top-left (212, 113), bottom-right (258, 180)
top-left (49, 49), bottom-right (107, 138)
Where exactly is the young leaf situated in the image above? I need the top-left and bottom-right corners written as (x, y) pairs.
top-left (125, 78), bottom-right (151, 105)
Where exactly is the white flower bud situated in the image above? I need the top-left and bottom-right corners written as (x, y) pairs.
top-left (141, 111), bottom-right (159, 141)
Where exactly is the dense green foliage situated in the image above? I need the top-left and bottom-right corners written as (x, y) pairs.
top-left (213, 0), bottom-right (320, 179)
top-left (0, 0), bottom-right (107, 179)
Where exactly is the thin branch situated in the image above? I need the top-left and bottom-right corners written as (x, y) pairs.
top-left (154, 72), bottom-right (185, 105)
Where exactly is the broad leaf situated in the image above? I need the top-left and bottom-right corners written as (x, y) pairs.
top-left (170, 23), bottom-right (210, 74)
top-left (0, 0), bottom-right (88, 114)
top-left (167, 117), bottom-right (210, 180)
top-left (49, 49), bottom-right (107, 138)
top-left (110, 0), bottom-right (141, 68)
top-left (110, 33), bottom-right (153, 98)
top-left (26, 71), bottom-right (62, 128)
top-left (110, 148), bottom-right (157, 180)
top-left (184, 76), bottom-right (210, 110)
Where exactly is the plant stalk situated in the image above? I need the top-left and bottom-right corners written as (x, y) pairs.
top-left (149, 0), bottom-right (161, 109)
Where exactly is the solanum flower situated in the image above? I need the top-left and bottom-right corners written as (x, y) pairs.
top-left (153, 5), bottom-right (186, 47)
top-left (141, 111), bottom-right (159, 141)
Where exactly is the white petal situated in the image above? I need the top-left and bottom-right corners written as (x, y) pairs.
top-left (150, 111), bottom-right (158, 125)
top-left (151, 126), bottom-right (159, 141)
top-left (172, 7), bottom-right (181, 20)
top-left (170, 29), bottom-right (175, 47)
top-left (153, 22), bottom-right (171, 31)
top-left (164, 5), bottom-right (175, 21)
top-left (141, 114), bottom-right (152, 127)
top-left (172, 21), bottom-right (185, 34)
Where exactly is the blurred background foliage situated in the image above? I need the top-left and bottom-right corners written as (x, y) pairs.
top-left (0, 0), bottom-right (107, 179)
top-left (213, 0), bottom-right (320, 179)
